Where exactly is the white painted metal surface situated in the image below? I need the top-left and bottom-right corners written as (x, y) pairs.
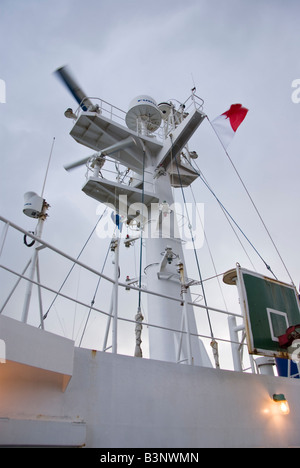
top-left (143, 168), bottom-right (210, 366)
top-left (0, 346), bottom-right (299, 448)
top-left (0, 315), bottom-right (74, 389)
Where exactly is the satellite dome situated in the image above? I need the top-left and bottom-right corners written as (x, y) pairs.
top-left (23, 192), bottom-right (44, 218)
top-left (125, 95), bottom-right (162, 133)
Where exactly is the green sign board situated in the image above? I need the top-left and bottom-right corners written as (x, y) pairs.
top-left (236, 267), bottom-right (300, 358)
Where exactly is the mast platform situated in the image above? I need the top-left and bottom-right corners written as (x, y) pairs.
top-left (82, 176), bottom-right (159, 219)
top-left (69, 111), bottom-right (163, 174)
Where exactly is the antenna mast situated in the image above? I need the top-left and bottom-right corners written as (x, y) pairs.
top-left (57, 67), bottom-right (210, 365)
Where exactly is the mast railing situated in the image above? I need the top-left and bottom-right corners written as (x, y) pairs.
top-left (74, 97), bottom-right (127, 126)
top-left (73, 93), bottom-right (205, 143)
top-left (0, 215), bottom-right (246, 368)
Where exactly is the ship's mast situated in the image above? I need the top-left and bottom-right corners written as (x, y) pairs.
top-left (57, 67), bottom-right (210, 365)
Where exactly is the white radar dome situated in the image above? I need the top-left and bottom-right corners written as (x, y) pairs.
top-left (23, 192), bottom-right (44, 218)
top-left (125, 95), bottom-right (162, 133)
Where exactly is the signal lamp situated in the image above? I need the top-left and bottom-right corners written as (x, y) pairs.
top-left (273, 394), bottom-right (290, 415)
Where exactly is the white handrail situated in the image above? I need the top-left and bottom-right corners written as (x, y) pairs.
top-left (0, 215), bottom-right (241, 318)
top-left (0, 261), bottom-right (243, 349)
top-left (0, 214), bottom-right (246, 367)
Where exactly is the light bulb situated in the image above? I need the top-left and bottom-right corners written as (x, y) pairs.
top-left (279, 400), bottom-right (290, 415)
top-left (273, 394), bottom-right (290, 415)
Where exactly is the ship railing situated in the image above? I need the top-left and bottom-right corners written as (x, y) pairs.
top-left (0, 215), bottom-right (248, 371)
top-left (88, 159), bottom-right (154, 189)
top-left (74, 96), bottom-right (127, 126)
top-left (176, 92), bottom-right (204, 114)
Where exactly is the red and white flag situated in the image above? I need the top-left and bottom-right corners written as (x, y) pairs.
top-left (211, 104), bottom-right (248, 149)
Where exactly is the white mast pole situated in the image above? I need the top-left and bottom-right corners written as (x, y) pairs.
top-left (21, 202), bottom-right (48, 324)
top-left (112, 234), bottom-right (120, 354)
top-left (21, 138), bottom-right (54, 325)
top-left (178, 261), bottom-right (193, 365)
top-left (144, 170), bottom-right (204, 366)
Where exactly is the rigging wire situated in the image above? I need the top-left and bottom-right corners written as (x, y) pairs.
top-left (138, 150), bottom-right (145, 309)
top-left (40, 207), bottom-right (108, 325)
top-left (134, 147), bottom-right (146, 358)
top-left (207, 116), bottom-right (295, 286)
top-left (185, 156), bottom-right (257, 271)
top-left (169, 136), bottom-right (214, 340)
top-left (41, 137), bottom-right (55, 199)
top-left (185, 157), bottom-right (278, 280)
top-left (78, 244), bottom-right (110, 347)
top-left (77, 164), bottom-right (132, 347)
top-left (189, 184), bottom-right (228, 312)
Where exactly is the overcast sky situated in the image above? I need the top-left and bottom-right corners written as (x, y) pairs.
top-left (0, 0), bottom-right (299, 368)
